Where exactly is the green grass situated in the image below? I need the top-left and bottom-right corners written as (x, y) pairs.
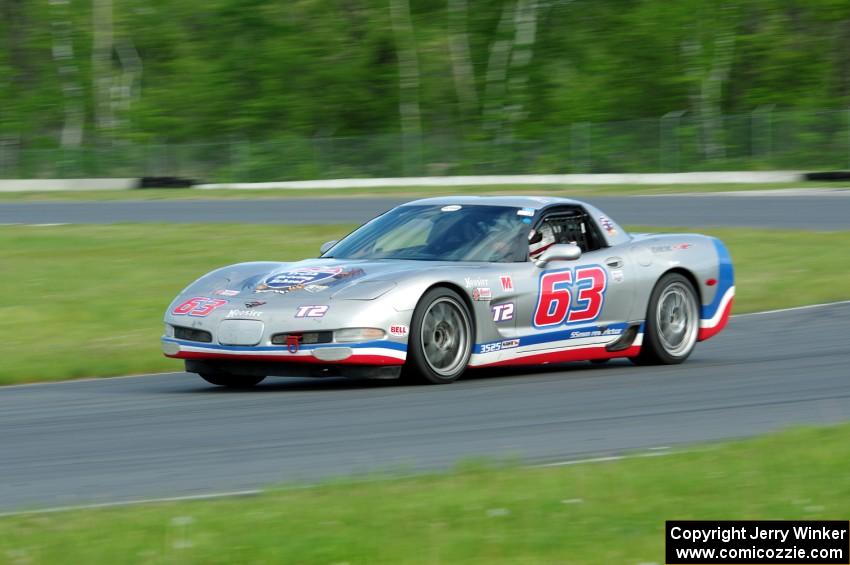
top-left (0, 181), bottom-right (846, 201)
top-left (2, 223), bottom-right (849, 385)
top-left (1, 423), bottom-right (849, 563)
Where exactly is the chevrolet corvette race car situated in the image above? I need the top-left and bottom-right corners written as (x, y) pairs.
top-left (162, 196), bottom-right (734, 387)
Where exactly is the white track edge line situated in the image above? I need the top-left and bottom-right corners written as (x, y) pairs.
top-left (0, 489), bottom-right (263, 518)
top-left (732, 299), bottom-right (850, 317)
top-left (0, 448), bottom-right (682, 518)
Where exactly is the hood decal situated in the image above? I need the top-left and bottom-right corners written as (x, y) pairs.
top-left (255, 266), bottom-right (365, 295)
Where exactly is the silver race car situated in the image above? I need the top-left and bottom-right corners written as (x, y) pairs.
top-left (162, 196), bottom-right (734, 387)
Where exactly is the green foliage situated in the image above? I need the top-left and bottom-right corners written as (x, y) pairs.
top-left (2, 0), bottom-right (850, 146)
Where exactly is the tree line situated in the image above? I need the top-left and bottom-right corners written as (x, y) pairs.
top-left (2, 0), bottom-right (849, 156)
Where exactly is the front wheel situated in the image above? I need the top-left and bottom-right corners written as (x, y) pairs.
top-left (199, 373), bottom-right (266, 388)
top-left (405, 287), bottom-right (473, 384)
top-left (635, 273), bottom-right (699, 365)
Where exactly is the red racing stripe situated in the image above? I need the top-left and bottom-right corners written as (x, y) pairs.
top-left (168, 350), bottom-right (405, 366)
top-left (698, 296), bottom-right (734, 342)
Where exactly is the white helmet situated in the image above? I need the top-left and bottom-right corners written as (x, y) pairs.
top-left (528, 222), bottom-right (556, 260)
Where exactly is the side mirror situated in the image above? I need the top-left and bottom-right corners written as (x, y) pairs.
top-left (320, 240), bottom-right (338, 255)
top-left (534, 244), bottom-right (582, 268)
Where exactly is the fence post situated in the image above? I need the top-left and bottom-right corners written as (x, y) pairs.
top-left (660, 110), bottom-right (686, 172)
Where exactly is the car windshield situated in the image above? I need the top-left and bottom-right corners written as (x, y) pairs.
top-left (323, 204), bottom-right (532, 262)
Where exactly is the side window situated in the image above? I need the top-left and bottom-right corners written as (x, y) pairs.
top-left (536, 208), bottom-right (605, 254)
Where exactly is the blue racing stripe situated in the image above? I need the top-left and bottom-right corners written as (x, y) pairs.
top-left (701, 238), bottom-right (735, 320)
top-left (162, 337), bottom-right (407, 352)
top-left (473, 322), bottom-right (632, 354)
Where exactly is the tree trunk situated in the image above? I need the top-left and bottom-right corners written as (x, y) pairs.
top-left (48, 0), bottom-right (84, 147)
top-left (504, 0), bottom-right (539, 137)
top-left (92, 0), bottom-right (114, 135)
top-left (482, 1), bottom-right (516, 140)
top-left (389, 0), bottom-right (422, 175)
top-left (447, 0), bottom-right (478, 119)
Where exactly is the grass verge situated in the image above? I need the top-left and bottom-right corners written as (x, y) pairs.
top-left (2, 224), bottom-right (849, 385)
top-left (0, 181), bottom-right (846, 201)
top-left (1, 423), bottom-right (848, 563)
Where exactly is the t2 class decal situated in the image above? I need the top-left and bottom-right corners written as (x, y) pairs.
top-left (295, 305), bottom-right (329, 318)
top-left (173, 297), bottom-right (229, 317)
top-left (491, 302), bottom-right (515, 322)
top-left (533, 265), bottom-right (608, 328)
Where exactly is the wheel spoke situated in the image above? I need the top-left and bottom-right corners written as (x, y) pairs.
top-left (655, 281), bottom-right (698, 358)
top-left (420, 297), bottom-right (469, 376)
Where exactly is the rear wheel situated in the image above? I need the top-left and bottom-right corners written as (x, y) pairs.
top-left (405, 287), bottom-right (473, 384)
top-left (634, 273), bottom-right (699, 365)
top-left (199, 373), bottom-right (266, 388)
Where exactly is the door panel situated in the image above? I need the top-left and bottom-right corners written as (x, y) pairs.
top-left (514, 247), bottom-right (636, 353)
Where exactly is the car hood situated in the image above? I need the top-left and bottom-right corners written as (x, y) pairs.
top-left (175, 257), bottom-right (490, 306)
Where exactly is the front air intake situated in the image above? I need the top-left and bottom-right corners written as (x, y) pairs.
top-left (271, 331), bottom-right (333, 345)
top-left (174, 326), bottom-right (213, 343)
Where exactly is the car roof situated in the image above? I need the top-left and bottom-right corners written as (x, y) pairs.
top-left (402, 195), bottom-right (585, 210)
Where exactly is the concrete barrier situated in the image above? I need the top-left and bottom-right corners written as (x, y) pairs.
top-left (0, 171), bottom-right (810, 192)
top-left (0, 179), bottom-right (138, 192)
top-left (196, 171), bottom-right (806, 190)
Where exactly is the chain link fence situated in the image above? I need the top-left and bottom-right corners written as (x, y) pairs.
top-left (2, 108), bottom-right (850, 181)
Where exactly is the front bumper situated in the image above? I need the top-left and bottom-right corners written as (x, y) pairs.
top-left (162, 336), bottom-right (407, 366)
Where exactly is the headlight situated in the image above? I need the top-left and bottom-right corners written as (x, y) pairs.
top-left (334, 328), bottom-right (386, 343)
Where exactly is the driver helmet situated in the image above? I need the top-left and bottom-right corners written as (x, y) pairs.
top-left (528, 222), bottom-right (556, 260)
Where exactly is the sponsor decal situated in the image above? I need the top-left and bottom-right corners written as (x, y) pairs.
top-left (480, 338), bottom-right (520, 354)
top-left (389, 324), bottom-right (409, 337)
top-left (172, 297), bottom-right (228, 317)
top-left (441, 205), bottom-right (462, 212)
top-left (533, 265), bottom-right (608, 328)
top-left (212, 289), bottom-right (240, 297)
top-left (491, 302), bottom-right (515, 322)
top-left (295, 305), bottom-right (329, 318)
top-left (499, 275), bottom-right (514, 292)
top-left (226, 309), bottom-right (263, 318)
top-left (465, 277), bottom-right (488, 288)
top-left (256, 266), bottom-right (364, 294)
top-left (652, 243), bottom-right (691, 254)
top-left (517, 208), bottom-right (535, 217)
top-left (611, 269), bottom-right (625, 283)
top-left (569, 327), bottom-right (622, 339)
top-left (245, 300), bottom-right (266, 308)
top-left (599, 216), bottom-right (617, 236)
top-left (472, 287), bottom-right (492, 301)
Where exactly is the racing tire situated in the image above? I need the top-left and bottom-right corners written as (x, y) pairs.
top-left (633, 272), bottom-right (699, 365)
top-left (199, 373), bottom-right (266, 388)
top-left (404, 287), bottom-right (473, 384)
